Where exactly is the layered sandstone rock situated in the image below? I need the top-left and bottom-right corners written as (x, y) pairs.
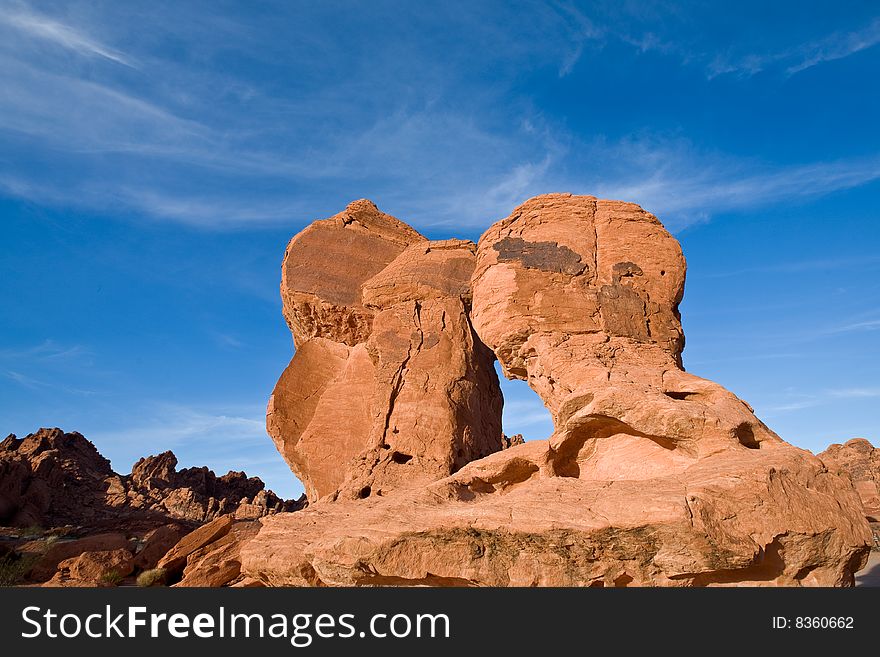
top-left (245, 194), bottom-right (872, 587)
top-left (268, 202), bottom-right (504, 502)
top-left (157, 514), bottom-right (233, 576)
top-left (175, 520), bottom-right (261, 587)
top-left (133, 524), bottom-right (187, 570)
top-left (243, 442), bottom-right (868, 586)
top-left (0, 428), bottom-right (299, 531)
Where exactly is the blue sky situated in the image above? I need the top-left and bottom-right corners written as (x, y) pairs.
top-left (1, 1), bottom-right (878, 499)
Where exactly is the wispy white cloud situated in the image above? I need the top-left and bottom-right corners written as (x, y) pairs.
top-left (703, 255), bottom-right (880, 279)
top-left (500, 396), bottom-right (554, 438)
top-left (787, 18), bottom-right (880, 74)
top-left (591, 145), bottom-right (880, 229)
top-left (212, 332), bottom-right (245, 349)
top-left (764, 399), bottom-right (821, 414)
top-left (0, 340), bottom-right (93, 364)
top-left (829, 387), bottom-right (880, 399)
top-left (824, 318), bottom-right (880, 335)
top-left (708, 17), bottom-right (880, 78)
top-left (4, 369), bottom-right (96, 395)
top-left (0, 7), bottom-right (135, 67)
top-left (0, 2), bottom-right (878, 232)
top-left (759, 385), bottom-right (880, 418)
top-left (93, 404), bottom-right (265, 447)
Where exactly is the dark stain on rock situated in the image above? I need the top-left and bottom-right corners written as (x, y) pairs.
top-left (493, 237), bottom-right (586, 276)
top-left (599, 284), bottom-right (649, 341)
top-left (612, 261), bottom-right (643, 282)
top-left (422, 332), bottom-right (441, 349)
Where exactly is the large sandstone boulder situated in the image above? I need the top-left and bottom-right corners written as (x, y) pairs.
top-left (175, 521), bottom-right (261, 587)
top-left (268, 202), bottom-right (504, 502)
top-left (133, 524), bottom-right (187, 570)
top-left (469, 194), bottom-right (781, 470)
top-left (53, 548), bottom-right (134, 586)
top-left (243, 194), bottom-right (871, 587)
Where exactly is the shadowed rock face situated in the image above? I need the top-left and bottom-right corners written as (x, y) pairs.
top-left (268, 203), bottom-right (504, 502)
top-left (249, 194), bottom-right (871, 587)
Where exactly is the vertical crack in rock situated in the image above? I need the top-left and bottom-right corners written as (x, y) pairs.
top-left (379, 301), bottom-right (424, 447)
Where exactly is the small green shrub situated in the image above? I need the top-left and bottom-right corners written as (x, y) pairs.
top-left (17, 526), bottom-right (44, 538)
top-left (136, 568), bottom-right (167, 587)
top-left (0, 554), bottom-right (39, 586)
top-left (100, 569), bottom-right (124, 586)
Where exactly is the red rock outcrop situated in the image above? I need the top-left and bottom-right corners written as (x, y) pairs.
top-left (268, 201), bottom-right (504, 502)
top-left (0, 428), bottom-right (300, 531)
top-left (243, 194), bottom-right (872, 587)
top-left (819, 439), bottom-right (880, 521)
top-left (158, 514), bottom-right (234, 576)
top-left (28, 532), bottom-right (132, 582)
top-left (174, 520), bottom-right (261, 587)
top-left (133, 524), bottom-right (187, 570)
top-left (820, 438), bottom-right (880, 544)
top-left (49, 548), bottom-right (135, 587)
top-left (0, 429), bottom-right (114, 528)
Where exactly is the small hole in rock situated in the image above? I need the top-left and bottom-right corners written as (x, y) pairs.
top-left (734, 423), bottom-right (760, 449)
top-left (358, 486), bottom-right (372, 499)
top-left (614, 573), bottom-right (634, 587)
top-left (660, 270), bottom-right (666, 276)
top-left (391, 451), bottom-right (413, 464)
top-left (498, 364), bottom-right (554, 442)
top-left (664, 391), bottom-right (696, 400)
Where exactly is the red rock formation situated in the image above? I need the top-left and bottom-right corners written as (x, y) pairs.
top-left (819, 438), bottom-right (880, 546)
top-left (47, 548), bottom-right (135, 587)
top-left (158, 514), bottom-right (233, 576)
top-left (0, 429), bottom-right (113, 527)
top-left (0, 428), bottom-right (300, 530)
top-left (242, 194), bottom-right (872, 587)
top-left (124, 451), bottom-right (297, 523)
top-left (268, 202), bottom-right (504, 502)
top-left (29, 532), bottom-right (132, 582)
top-left (819, 439), bottom-right (880, 520)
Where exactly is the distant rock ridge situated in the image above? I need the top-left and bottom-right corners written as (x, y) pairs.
top-left (0, 427), bottom-right (302, 530)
